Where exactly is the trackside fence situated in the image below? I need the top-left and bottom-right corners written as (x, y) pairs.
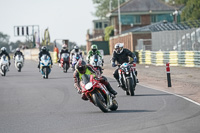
top-left (138, 50), bottom-right (200, 67)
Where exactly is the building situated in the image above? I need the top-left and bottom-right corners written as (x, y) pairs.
top-left (86, 19), bottom-right (109, 53)
top-left (86, 0), bottom-right (183, 54)
top-left (108, 0), bottom-right (183, 53)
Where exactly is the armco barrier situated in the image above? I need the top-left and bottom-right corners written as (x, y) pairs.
top-left (138, 50), bottom-right (200, 67)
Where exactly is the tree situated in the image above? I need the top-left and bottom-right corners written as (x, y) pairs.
top-left (167, 0), bottom-right (200, 21)
top-left (92, 0), bottom-right (127, 18)
top-left (0, 32), bottom-right (10, 52)
top-left (0, 32), bottom-right (10, 44)
top-left (181, 0), bottom-right (200, 21)
top-left (104, 26), bottom-right (114, 41)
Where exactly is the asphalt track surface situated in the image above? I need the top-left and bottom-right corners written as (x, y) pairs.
top-left (0, 60), bottom-right (200, 133)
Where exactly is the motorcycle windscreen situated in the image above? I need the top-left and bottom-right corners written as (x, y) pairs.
top-left (81, 74), bottom-right (90, 85)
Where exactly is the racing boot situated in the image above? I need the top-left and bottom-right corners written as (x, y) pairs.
top-left (106, 83), bottom-right (117, 95)
top-left (116, 79), bottom-right (122, 87)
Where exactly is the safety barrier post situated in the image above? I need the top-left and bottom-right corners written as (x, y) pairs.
top-left (166, 62), bottom-right (172, 87)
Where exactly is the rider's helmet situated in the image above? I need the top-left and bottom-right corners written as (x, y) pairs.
top-left (74, 46), bottom-right (79, 53)
top-left (16, 48), bottom-right (20, 52)
top-left (114, 43), bottom-right (123, 54)
top-left (91, 44), bottom-right (98, 53)
top-left (62, 44), bottom-right (67, 50)
top-left (75, 59), bottom-right (87, 74)
top-left (1, 47), bottom-right (7, 52)
top-left (41, 46), bottom-right (47, 52)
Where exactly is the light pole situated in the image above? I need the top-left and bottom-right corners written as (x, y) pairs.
top-left (118, 0), bottom-right (121, 35)
top-left (109, 0), bottom-right (112, 12)
top-left (173, 10), bottom-right (178, 24)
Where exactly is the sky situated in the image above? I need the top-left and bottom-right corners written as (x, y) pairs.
top-left (0, 0), bottom-right (97, 46)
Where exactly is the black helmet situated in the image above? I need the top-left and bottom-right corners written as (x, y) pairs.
top-left (41, 46), bottom-right (47, 52)
top-left (75, 60), bottom-right (86, 74)
top-left (74, 46), bottom-right (79, 52)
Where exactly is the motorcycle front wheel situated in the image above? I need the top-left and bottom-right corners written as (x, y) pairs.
top-left (18, 64), bottom-right (22, 72)
top-left (2, 66), bottom-right (6, 76)
top-left (92, 93), bottom-right (109, 113)
top-left (110, 99), bottom-right (118, 111)
top-left (127, 78), bottom-right (135, 96)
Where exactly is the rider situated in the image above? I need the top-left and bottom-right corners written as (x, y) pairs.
top-left (70, 45), bottom-right (82, 64)
top-left (58, 44), bottom-right (70, 64)
top-left (0, 47), bottom-right (11, 66)
top-left (14, 48), bottom-right (24, 59)
top-left (73, 60), bottom-right (117, 100)
top-left (87, 44), bottom-right (103, 64)
top-left (111, 43), bottom-right (138, 87)
top-left (38, 46), bottom-right (53, 68)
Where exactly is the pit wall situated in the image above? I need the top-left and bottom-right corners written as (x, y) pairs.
top-left (138, 51), bottom-right (200, 67)
top-left (22, 49), bottom-right (58, 63)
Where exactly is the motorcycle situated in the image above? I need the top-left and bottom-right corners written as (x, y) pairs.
top-left (60, 53), bottom-right (70, 73)
top-left (80, 74), bottom-right (118, 112)
top-left (40, 54), bottom-right (52, 79)
top-left (117, 63), bottom-right (137, 96)
top-left (71, 53), bottom-right (82, 71)
top-left (89, 54), bottom-right (103, 74)
top-left (14, 54), bottom-right (24, 72)
top-left (0, 55), bottom-right (9, 76)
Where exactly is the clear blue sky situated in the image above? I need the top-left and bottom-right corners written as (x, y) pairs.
top-left (0, 0), bottom-right (97, 45)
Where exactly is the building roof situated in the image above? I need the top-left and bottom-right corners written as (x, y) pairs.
top-left (122, 20), bottom-right (200, 34)
top-left (111, 0), bottom-right (182, 14)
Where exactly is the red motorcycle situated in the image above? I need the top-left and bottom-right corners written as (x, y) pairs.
top-left (80, 74), bottom-right (118, 112)
top-left (60, 53), bottom-right (70, 73)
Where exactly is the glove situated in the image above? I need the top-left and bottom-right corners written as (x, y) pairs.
top-left (77, 89), bottom-right (82, 94)
top-left (134, 56), bottom-right (137, 62)
top-left (112, 62), bottom-right (116, 67)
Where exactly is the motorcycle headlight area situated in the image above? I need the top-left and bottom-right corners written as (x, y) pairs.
top-left (126, 72), bottom-right (129, 74)
top-left (85, 82), bottom-right (93, 90)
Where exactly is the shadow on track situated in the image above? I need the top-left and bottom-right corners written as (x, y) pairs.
top-left (134, 94), bottom-right (172, 97)
top-left (109, 109), bottom-right (156, 113)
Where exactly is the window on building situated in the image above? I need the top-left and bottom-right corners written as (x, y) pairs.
top-left (135, 15), bottom-right (141, 24)
top-left (151, 14), bottom-right (173, 23)
top-left (151, 15), bottom-right (157, 23)
top-left (96, 23), bottom-right (99, 29)
top-left (121, 15), bottom-right (141, 25)
top-left (99, 22), bottom-right (102, 29)
top-left (104, 23), bottom-right (108, 28)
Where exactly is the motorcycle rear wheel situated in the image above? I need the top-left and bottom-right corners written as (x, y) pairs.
top-left (92, 93), bottom-right (109, 112)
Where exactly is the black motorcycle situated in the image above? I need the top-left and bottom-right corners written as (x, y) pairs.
top-left (117, 63), bottom-right (137, 96)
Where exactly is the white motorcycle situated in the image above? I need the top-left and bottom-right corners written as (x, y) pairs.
top-left (40, 55), bottom-right (52, 79)
top-left (0, 55), bottom-right (9, 76)
top-left (89, 54), bottom-right (103, 74)
top-left (71, 53), bottom-right (82, 71)
top-left (14, 55), bottom-right (24, 72)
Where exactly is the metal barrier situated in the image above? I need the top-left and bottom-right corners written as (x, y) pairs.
top-left (138, 50), bottom-right (200, 67)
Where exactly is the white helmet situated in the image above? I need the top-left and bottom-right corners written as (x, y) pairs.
top-left (114, 43), bottom-right (123, 54)
top-left (16, 48), bottom-right (20, 52)
top-left (1, 47), bottom-right (6, 52)
top-left (119, 43), bottom-right (124, 48)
